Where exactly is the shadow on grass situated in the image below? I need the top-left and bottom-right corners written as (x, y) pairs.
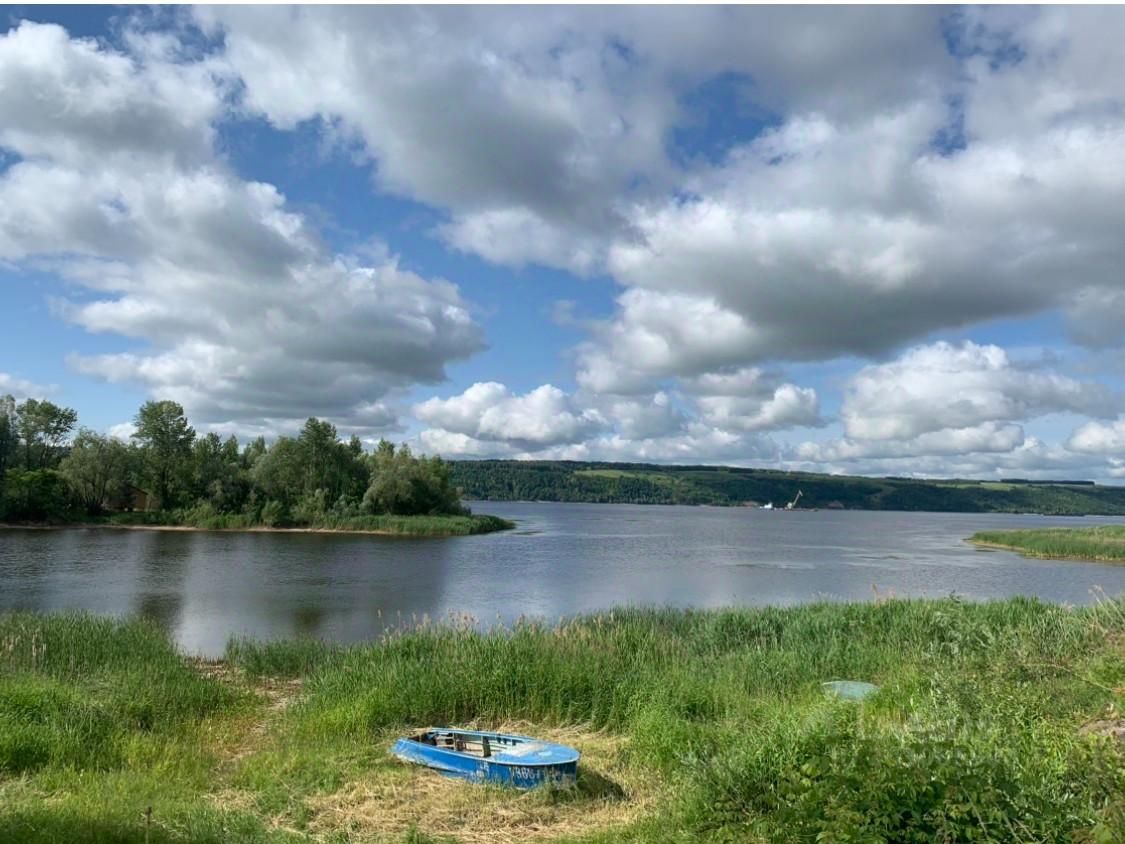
top-left (531, 767), bottom-right (627, 805)
top-left (0, 810), bottom-right (273, 844)
top-left (0, 816), bottom-right (150, 844)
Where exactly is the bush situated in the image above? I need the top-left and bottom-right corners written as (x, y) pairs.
top-left (258, 499), bottom-right (286, 528)
top-left (290, 489), bottom-right (329, 525)
top-left (175, 500), bottom-right (218, 527)
top-left (0, 469), bottom-right (70, 522)
top-left (688, 695), bottom-right (1124, 843)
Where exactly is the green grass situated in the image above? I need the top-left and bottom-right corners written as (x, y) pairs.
top-left (0, 613), bottom-right (257, 842)
top-left (971, 524), bottom-right (1125, 561)
top-left (943, 481), bottom-right (1018, 491)
top-left (2, 600), bottom-right (1124, 842)
top-left (92, 511), bottom-right (515, 536)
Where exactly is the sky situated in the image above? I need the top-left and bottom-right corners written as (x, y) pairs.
top-left (3, 5), bottom-right (1125, 482)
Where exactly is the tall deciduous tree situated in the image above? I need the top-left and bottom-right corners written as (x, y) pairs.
top-left (191, 433), bottom-right (246, 511)
top-left (298, 417), bottom-right (340, 497)
top-left (363, 441), bottom-right (413, 515)
top-left (362, 441), bottom-right (463, 516)
top-left (15, 398), bottom-right (78, 470)
top-left (0, 394), bottom-right (15, 513)
top-left (59, 429), bottom-right (134, 514)
top-left (243, 436), bottom-right (268, 470)
top-left (249, 436), bottom-right (304, 506)
top-left (415, 455), bottom-right (463, 515)
top-left (0, 394), bottom-right (16, 480)
top-left (132, 400), bottom-right (195, 509)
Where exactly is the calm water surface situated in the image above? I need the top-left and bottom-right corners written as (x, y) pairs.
top-left (2, 503), bottom-right (1124, 656)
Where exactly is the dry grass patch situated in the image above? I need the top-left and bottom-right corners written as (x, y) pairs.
top-left (299, 722), bottom-right (665, 843)
top-left (189, 658), bottom-right (304, 708)
top-left (189, 658), bottom-right (304, 765)
top-left (1080, 718), bottom-right (1125, 745)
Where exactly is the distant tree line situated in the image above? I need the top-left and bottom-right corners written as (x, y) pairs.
top-left (448, 460), bottom-right (1125, 516)
top-left (0, 396), bottom-right (466, 524)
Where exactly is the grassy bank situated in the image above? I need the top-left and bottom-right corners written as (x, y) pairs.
top-left (970, 524), bottom-right (1125, 562)
top-left (2, 600), bottom-right (1123, 842)
top-left (8, 511), bottom-right (515, 537)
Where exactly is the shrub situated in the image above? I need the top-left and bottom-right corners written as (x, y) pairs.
top-left (0, 469), bottom-right (70, 521)
top-left (291, 489), bottom-right (329, 525)
top-left (258, 499), bottom-right (286, 527)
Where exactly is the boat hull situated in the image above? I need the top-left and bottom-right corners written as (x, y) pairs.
top-left (391, 728), bottom-right (579, 789)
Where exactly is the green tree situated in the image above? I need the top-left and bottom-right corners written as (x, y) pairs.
top-left (249, 436), bottom-right (304, 506)
top-left (415, 455), bottom-right (464, 515)
top-left (292, 418), bottom-right (369, 503)
top-left (191, 432), bottom-right (246, 511)
top-left (0, 394), bottom-right (16, 486)
top-left (58, 430), bottom-right (134, 515)
top-left (363, 441), bottom-right (414, 514)
top-left (243, 436), bottom-right (268, 468)
top-left (362, 442), bottom-right (464, 516)
top-left (2, 469), bottom-right (69, 521)
top-left (132, 400), bottom-right (195, 509)
top-left (297, 417), bottom-right (341, 498)
top-left (15, 398), bottom-right (78, 470)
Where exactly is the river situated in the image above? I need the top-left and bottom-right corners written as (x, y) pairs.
top-left (2, 503), bottom-right (1123, 656)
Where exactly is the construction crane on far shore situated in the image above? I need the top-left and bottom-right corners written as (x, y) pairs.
top-left (785, 490), bottom-right (803, 510)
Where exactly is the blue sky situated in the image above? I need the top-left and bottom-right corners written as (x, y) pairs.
top-left (3, 5), bottom-right (1125, 480)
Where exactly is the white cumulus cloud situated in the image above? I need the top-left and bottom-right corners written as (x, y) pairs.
top-left (794, 341), bottom-right (1119, 473)
top-left (0, 372), bottom-right (54, 401)
top-left (841, 341), bottom-right (1116, 441)
top-left (1068, 420), bottom-right (1125, 456)
top-left (414, 378), bottom-right (816, 463)
top-left (414, 383), bottom-right (607, 449)
top-left (0, 20), bottom-right (484, 438)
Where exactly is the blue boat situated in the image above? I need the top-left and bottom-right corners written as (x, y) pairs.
top-left (391, 727), bottom-right (579, 789)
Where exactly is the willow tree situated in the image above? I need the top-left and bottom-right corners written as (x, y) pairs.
top-left (59, 430), bottom-right (134, 514)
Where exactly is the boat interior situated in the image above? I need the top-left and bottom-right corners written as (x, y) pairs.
top-left (407, 729), bottom-right (522, 759)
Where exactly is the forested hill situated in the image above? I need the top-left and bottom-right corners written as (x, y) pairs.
top-left (448, 460), bottom-right (1125, 516)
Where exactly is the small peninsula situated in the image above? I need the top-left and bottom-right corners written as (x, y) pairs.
top-left (0, 397), bottom-right (513, 538)
top-left (969, 525), bottom-right (1125, 562)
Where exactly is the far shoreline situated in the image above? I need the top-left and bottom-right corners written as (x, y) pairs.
top-left (2, 522), bottom-right (401, 537)
top-left (0, 516), bottom-right (515, 538)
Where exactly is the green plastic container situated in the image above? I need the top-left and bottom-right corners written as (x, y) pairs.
top-left (822, 680), bottom-right (879, 701)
